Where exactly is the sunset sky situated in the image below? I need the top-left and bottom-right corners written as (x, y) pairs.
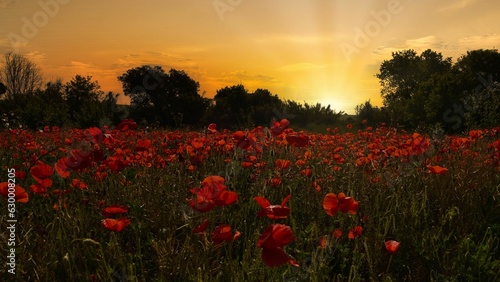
top-left (1, 0), bottom-right (500, 113)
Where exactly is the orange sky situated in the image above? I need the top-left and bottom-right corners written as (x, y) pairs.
top-left (1, 0), bottom-right (500, 114)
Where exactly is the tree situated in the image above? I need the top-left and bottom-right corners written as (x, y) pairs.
top-left (0, 52), bottom-right (43, 98)
top-left (0, 81), bottom-right (6, 96)
top-left (248, 88), bottom-right (283, 126)
top-left (355, 100), bottom-right (388, 126)
top-left (376, 49), bottom-right (452, 126)
top-left (64, 75), bottom-right (104, 127)
top-left (209, 84), bottom-right (249, 128)
top-left (118, 66), bottom-right (207, 127)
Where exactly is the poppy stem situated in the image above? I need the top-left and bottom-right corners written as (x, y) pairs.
top-left (385, 254), bottom-right (393, 276)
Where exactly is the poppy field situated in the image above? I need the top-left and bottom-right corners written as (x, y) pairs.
top-left (1, 120), bottom-right (500, 281)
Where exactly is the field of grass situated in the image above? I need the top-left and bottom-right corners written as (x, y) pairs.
top-left (1, 121), bottom-right (499, 281)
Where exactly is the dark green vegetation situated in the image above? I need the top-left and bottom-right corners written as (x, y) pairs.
top-left (1, 49), bottom-right (499, 132)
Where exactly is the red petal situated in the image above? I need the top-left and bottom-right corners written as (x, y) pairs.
top-left (261, 248), bottom-right (291, 267)
top-left (254, 196), bottom-right (271, 208)
top-left (281, 194), bottom-right (291, 207)
top-left (323, 193), bottom-right (338, 216)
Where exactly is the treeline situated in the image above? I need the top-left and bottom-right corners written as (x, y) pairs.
top-left (355, 49), bottom-right (500, 132)
top-left (0, 54), bottom-right (344, 130)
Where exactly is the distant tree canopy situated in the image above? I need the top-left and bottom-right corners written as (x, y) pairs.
top-left (3, 48), bottom-right (498, 132)
top-left (0, 52), bottom-right (43, 98)
top-left (369, 48), bottom-right (500, 132)
top-left (118, 66), bottom-right (209, 127)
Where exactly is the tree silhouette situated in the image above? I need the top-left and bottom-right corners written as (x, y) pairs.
top-left (118, 66), bottom-right (208, 127)
top-left (0, 52), bottom-right (43, 98)
top-left (209, 84), bottom-right (249, 128)
top-left (0, 81), bottom-right (6, 95)
top-left (64, 75), bottom-right (104, 127)
top-left (376, 49), bottom-right (452, 126)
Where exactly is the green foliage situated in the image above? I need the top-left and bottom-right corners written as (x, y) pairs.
top-left (118, 66), bottom-right (208, 127)
top-left (355, 100), bottom-right (389, 127)
top-left (376, 48), bottom-right (500, 132)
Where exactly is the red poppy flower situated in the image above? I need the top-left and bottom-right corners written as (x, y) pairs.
top-left (55, 149), bottom-right (93, 178)
top-left (207, 123), bottom-right (217, 133)
top-left (332, 228), bottom-right (343, 239)
top-left (275, 159), bottom-right (291, 170)
top-left (211, 224), bottom-right (240, 245)
top-left (30, 183), bottom-right (47, 194)
top-left (338, 192), bottom-right (359, 214)
top-left (102, 217), bottom-right (131, 232)
top-left (286, 134), bottom-right (309, 147)
top-left (270, 119), bottom-right (290, 136)
top-left (385, 240), bottom-right (401, 254)
top-left (189, 176), bottom-right (238, 212)
top-left (257, 224), bottom-right (294, 249)
top-left (427, 165), bottom-right (448, 175)
top-left (86, 127), bottom-right (104, 144)
top-left (254, 194), bottom-right (291, 219)
top-left (323, 192), bottom-right (359, 216)
top-left (323, 193), bottom-right (339, 216)
top-left (319, 236), bottom-right (328, 249)
top-left (348, 226), bottom-right (363, 239)
top-left (31, 162), bottom-right (54, 187)
top-left (257, 224), bottom-right (298, 267)
top-left (233, 131), bottom-right (257, 150)
top-left (0, 182), bottom-right (29, 203)
top-left (193, 219), bottom-right (209, 234)
top-left (116, 119), bottom-right (137, 131)
top-left (101, 205), bottom-right (129, 217)
top-left (70, 178), bottom-right (87, 190)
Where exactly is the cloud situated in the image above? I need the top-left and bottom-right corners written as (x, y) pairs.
top-left (405, 36), bottom-right (446, 50)
top-left (214, 70), bottom-right (277, 85)
top-left (438, 0), bottom-right (480, 12)
top-left (458, 34), bottom-right (500, 49)
top-left (113, 51), bottom-right (197, 71)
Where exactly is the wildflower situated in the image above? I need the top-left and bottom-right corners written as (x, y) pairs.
top-left (332, 228), bottom-right (343, 239)
top-left (211, 224), bottom-right (240, 245)
top-left (385, 240), bottom-right (401, 254)
top-left (275, 159), bottom-right (291, 170)
top-left (189, 176), bottom-right (238, 213)
top-left (323, 192), bottom-right (359, 216)
top-left (101, 218), bottom-right (131, 232)
top-left (207, 123), bottom-right (217, 133)
top-left (257, 224), bottom-right (298, 267)
top-left (101, 205), bottom-right (129, 217)
top-left (286, 134), bottom-right (309, 147)
top-left (427, 165), bottom-right (448, 175)
top-left (116, 119), bottom-right (137, 131)
top-left (348, 226), bottom-right (363, 239)
top-left (30, 162), bottom-right (54, 188)
top-left (0, 182), bottom-right (29, 202)
top-left (193, 219), bottom-right (209, 234)
top-left (254, 194), bottom-right (291, 219)
top-left (270, 119), bottom-right (290, 136)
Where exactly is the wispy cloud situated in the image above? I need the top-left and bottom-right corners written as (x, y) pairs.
top-left (405, 36), bottom-right (446, 50)
top-left (458, 34), bottom-right (500, 49)
top-left (438, 0), bottom-right (480, 12)
top-left (213, 70), bottom-right (277, 85)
